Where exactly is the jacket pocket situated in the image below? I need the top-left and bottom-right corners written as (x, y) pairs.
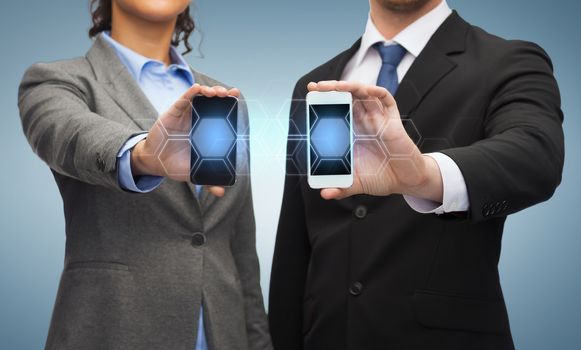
top-left (413, 289), bottom-right (510, 334)
top-left (47, 261), bottom-right (136, 349)
top-left (65, 260), bottom-right (129, 272)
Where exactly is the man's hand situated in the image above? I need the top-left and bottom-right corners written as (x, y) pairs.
top-left (131, 84), bottom-right (240, 197)
top-left (308, 80), bottom-right (443, 202)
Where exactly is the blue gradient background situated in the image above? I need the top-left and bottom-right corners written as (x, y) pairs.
top-left (1, 1), bottom-right (579, 348)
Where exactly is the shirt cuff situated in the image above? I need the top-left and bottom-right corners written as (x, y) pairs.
top-left (403, 152), bottom-right (470, 214)
top-left (117, 133), bottom-right (164, 193)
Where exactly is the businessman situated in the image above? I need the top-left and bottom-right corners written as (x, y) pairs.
top-left (269, 0), bottom-right (564, 349)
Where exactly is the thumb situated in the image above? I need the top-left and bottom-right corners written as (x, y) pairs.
top-left (320, 187), bottom-right (357, 200)
top-left (320, 174), bottom-right (365, 200)
top-left (206, 186), bottom-right (225, 197)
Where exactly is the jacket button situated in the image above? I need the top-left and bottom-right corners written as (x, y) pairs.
top-left (354, 205), bottom-right (367, 219)
top-left (191, 232), bottom-right (206, 247)
top-left (349, 282), bottom-right (363, 296)
top-left (482, 204), bottom-right (491, 217)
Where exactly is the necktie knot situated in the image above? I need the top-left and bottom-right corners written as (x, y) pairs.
top-left (373, 43), bottom-right (407, 67)
top-left (373, 43), bottom-right (406, 95)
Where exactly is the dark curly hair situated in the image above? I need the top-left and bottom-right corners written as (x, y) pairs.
top-left (88, 0), bottom-right (195, 55)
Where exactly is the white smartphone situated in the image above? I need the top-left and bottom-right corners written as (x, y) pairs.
top-left (306, 91), bottom-right (354, 189)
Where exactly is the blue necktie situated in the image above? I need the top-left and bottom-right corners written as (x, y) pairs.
top-left (373, 43), bottom-right (407, 95)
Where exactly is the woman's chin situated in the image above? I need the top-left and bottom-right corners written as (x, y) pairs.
top-left (116, 0), bottom-right (190, 23)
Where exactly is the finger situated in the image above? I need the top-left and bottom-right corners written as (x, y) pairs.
top-left (354, 99), bottom-right (386, 137)
top-left (227, 88), bottom-right (240, 98)
top-left (309, 81), bottom-right (369, 100)
top-left (354, 97), bottom-right (383, 121)
top-left (367, 86), bottom-right (399, 117)
top-left (364, 86), bottom-right (403, 140)
top-left (165, 98), bottom-right (192, 118)
top-left (338, 84), bottom-right (384, 119)
top-left (310, 80), bottom-right (377, 113)
top-left (309, 80), bottom-right (339, 92)
top-left (212, 86), bottom-right (229, 98)
top-left (335, 81), bottom-right (368, 99)
top-left (206, 186), bottom-right (225, 197)
top-left (181, 83), bottom-right (202, 101)
top-left (350, 95), bottom-right (384, 137)
top-left (335, 82), bottom-right (383, 115)
top-left (307, 82), bottom-right (318, 91)
top-left (200, 85), bottom-right (217, 97)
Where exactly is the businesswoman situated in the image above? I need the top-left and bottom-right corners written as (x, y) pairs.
top-left (18, 1), bottom-right (271, 349)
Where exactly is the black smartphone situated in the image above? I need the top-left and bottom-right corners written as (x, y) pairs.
top-left (190, 95), bottom-right (238, 186)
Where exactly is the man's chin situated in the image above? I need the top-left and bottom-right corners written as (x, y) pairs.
top-left (376, 0), bottom-right (433, 13)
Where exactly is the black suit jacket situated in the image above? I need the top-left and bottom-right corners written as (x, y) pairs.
top-left (269, 12), bottom-right (564, 350)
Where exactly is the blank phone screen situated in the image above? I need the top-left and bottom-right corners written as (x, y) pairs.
top-left (309, 104), bottom-right (351, 176)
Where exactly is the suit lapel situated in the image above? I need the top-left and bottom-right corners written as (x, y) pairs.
top-left (326, 39), bottom-right (363, 81)
top-left (395, 11), bottom-right (469, 117)
top-left (86, 36), bottom-right (159, 131)
top-left (395, 55), bottom-right (456, 117)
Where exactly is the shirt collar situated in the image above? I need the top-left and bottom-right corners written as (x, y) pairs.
top-left (354, 0), bottom-right (452, 67)
top-left (100, 32), bottom-right (194, 85)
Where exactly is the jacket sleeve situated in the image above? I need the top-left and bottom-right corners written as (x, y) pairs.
top-left (18, 62), bottom-right (137, 190)
top-left (441, 41), bottom-right (564, 222)
top-left (231, 99), bottom-right (273, 350)
top-left (268, 82), bottom-right (312, 350)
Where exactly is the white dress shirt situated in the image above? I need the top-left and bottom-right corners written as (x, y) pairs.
top-left (341, 0), bottom-right (469, 214)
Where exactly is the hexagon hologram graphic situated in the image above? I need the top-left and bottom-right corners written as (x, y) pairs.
top-left (311, 118), bottom-right (351, 157)
top-left (191, 118), bottom-right (236, 158)
top-left (157, 92), bottom-right (429, 179)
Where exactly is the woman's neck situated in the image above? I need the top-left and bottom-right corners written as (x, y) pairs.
top-left (110, 2), bottom-right (176, 66)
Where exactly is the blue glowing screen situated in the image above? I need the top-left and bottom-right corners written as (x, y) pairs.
top-left (192, 118), bottom-right (236, 157)
top-left (309, 104), bottom-right (351, 175)
top-left (190, 96), bottom-right (238, 186)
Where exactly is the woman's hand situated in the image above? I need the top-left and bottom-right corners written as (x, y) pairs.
top-left (307, 80), bottom-right (443, 203)
top-left (131, 84), bottom-right (240, 197)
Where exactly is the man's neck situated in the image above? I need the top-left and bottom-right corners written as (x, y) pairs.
top-left (110, 2), bottom-right (176, 66)
top-left (369, 0), bottom-right (442, 39)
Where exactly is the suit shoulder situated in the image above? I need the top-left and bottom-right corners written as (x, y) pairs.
top-left (22, 57), bottom-right (91, 83)
top-left (19, 57), bottom-right (92, 101)
top-left (467, 25), bottom-right (552, 67)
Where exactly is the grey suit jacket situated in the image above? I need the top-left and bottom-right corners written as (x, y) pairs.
top-left (18, 36), bottom-right (272, 350)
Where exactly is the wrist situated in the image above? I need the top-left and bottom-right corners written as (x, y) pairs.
top-left (130, 140), bottom-right (153, 177)
top-left (403, 154), bottom-right (444, 203)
